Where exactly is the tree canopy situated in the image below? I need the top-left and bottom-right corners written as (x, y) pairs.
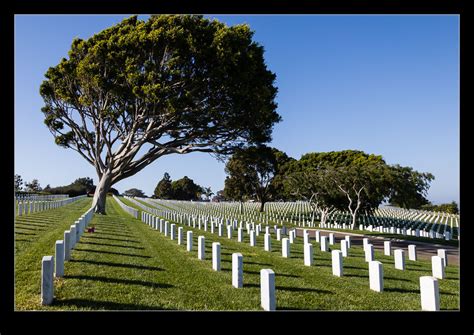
top-left (154, 172), bottom-right (173, 199)
top-left (40, 14), bottom-right (280, 213)
top-left (388, 164), bottom-right (434, 209)
top-left (123, 188), bottom-right (146, 197)
top-left (284, 150), bottom-right (432, 228)
top-left (223, 145), bottom-right (294, 212)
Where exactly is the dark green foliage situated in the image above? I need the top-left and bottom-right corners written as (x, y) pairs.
top-left (171, 176), bottom-right (203, 201)
top-left (224, 145), bottom-right (294, 211)
top-left (123, 188), bottom-right (146, 197)
top-left (24, 179), bottom-right (42, 193)
top-left (15, 174), bottom-right (24, 192)
top-left (39, 15), bottom-right (281, 214)
top-left (388, 165), bottom-right (434, 209)
top-left (45, 177), bottom-right (118, 197)
top-left (421, 201), bottom-right (459, 214)
top-left (154, 172), bottom-right (173, 199)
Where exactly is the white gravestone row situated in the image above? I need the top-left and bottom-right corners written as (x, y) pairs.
top-left (41, 207), bottom-right (94, 305)
top-left (16, 194), bottom-right (87, 216)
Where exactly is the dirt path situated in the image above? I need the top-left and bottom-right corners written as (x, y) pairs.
top-left (295, 228), bottom-right (459, 266)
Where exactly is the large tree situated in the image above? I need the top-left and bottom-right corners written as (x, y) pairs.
top-left (24, 179), bottom-right (42, 193)
top-left (14, 174), bottom-right (23, 192)
top-left (123, 188), bottom-right (146, 197)
top-left (40, 15), bottom-right (280, 214)
top-left (388, 164), bottom-right (434, 209)
top-left (154, 172), bottom-right (173, 199)
top-left (224, 145), bottom-right (293, 212)
top-left (171, 176), bottom-right (203, 200)
top-left (287, 150), bottom-right (393, 229)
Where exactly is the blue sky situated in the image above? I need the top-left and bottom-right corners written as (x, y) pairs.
top-left (14, 15), bottom-right (459, 204)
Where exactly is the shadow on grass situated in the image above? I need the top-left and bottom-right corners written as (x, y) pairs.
top-left (69, 259), bottom-right (164, 271)
top-left (15, 222), bottom-right (48, 228)
top-left (96, 232), bottom-right (137, 239)
top-left (73, 248), bottom-right (151, 258)
top-left (384, 287), bottom-right (421, 294)
top-left (15, 231), bottom-right (37, 236)
top-left (64, 274), bottom-right (174, 288)
top-left (14, 226), bottom-right (44, 232)
top-left (220, 259), bottom-right (272, 266)
top-left (243, 270), bottom-right (300, 278)
top-left (53, 298), bottom-right (176, 310)
top-left (78, 241), bottom-right (145, 250)
top-left (15, 238), bottom-right (32, 242)
top-left (245, 283), bottom-right (332, 294)
top-left (84, 236), bottom-right (141, 243)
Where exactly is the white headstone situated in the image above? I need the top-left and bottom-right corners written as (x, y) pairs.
top-left (238, 228), bottom-right (243, 242)
top-left (315, 230), bottom-right (320, 243)
top-left (408, 244), bottom-right (417, 261)
top-left (320, 236), bottom-right (328, 252)
top-left (394, 249), bottom-right (405, 270)
top-left (437, 249), bottom-right (448, 267)
top-left (332, 250), bottom-right (343, 277)
top-left (329, 233), bottom-right (335, 245)
top-left (419, 276), bottom-right (440, 311)
top-left (260, 269), bottom-right (276, 311)
top-left (70, 225), bottom-right (77, 249)
top-left (41, 256), bottom-right (54, 305)
top-left (369, 261), bottom-right (383, 292)
top-left (431, 256), bottom-right (445, 279)
top-left (227, 225), bottom-right (233, 239)
top-left (177, 227), bottom-right (183, 245)
top-left (365, 244), bottom-right (374, 262)
top-left (186, 231), bottom-right (193, 252)
top-left (344, 235), bottom-right (351, 248)
top-left (232, 253), bottom-right (243, 288)
top-left (212, 242), bottom-right (221, 271)
top-left (363, 238), bottom-right (369, 252)
top-left (170, 224), bottom-right (176, 240)
top-left (198, 236), bottom-right (205, 260)
top-left (64, 231), bottom-right (71, 261)
top-left (276, 228), bottom-right (281, 241)
top-left (341, 240), bottom-right (348, 257)
top-left (304, 243), bottom-right (313, 266)
top-left (164, 221), bottom-right (169, 236)
top-left (264, 233), bottom-right (271, 251)
top-left (250, 230), bottom-right (256, 246)
top-left (384, 241), bottom-right (391, 256)
top-left (282, 238), bottom-right (290, 258)
top-left (218, 224), bottom-right (223, 237)
top-left (54, 240), bottom-right (64, 277)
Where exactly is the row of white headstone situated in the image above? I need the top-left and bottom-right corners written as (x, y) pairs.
top-left (112, 195), bottom-right (138, 218)
top-left (142, 207), bottom-right (447, 311)
top-left (16, 195), bottom-right (87, 216)
top-left (140, 210), bottom-right (276, 311)
top-left (41, 207), bottom-right (95, 305)
top-left (15, 194), bottom-right (69, 201)
top-left (318, 221), bottom-right (453, 241)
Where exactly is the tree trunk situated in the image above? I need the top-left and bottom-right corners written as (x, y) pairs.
top-left (259, 201), bottom-right (265, 213)
top-left (351, 211), bottom-right (358, 230)
top-left (92, 171), bottom-right (113, 214)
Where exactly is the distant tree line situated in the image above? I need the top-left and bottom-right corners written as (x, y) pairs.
top-left (221, 147), bottom-right (437, 229)
top-left (420, 201), bottom-right (459, 214)
top-left (153, 173), bottom-right (213, 201)
top-left (14, 175), bottom-right (119, 197)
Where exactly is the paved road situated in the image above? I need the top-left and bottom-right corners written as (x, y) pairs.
top-left (295, 228), bottom-right (459, 266)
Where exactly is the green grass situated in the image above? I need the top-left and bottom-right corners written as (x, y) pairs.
top-left (15, 197), bottom-right (93, 309)
top-left (15, 196), bottom-right (459, 310)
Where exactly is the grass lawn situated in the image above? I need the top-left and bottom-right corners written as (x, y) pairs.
top-left (14, 197), bottom-right (93, 309)
top-left (15, 196), bottom-right (459, 310)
